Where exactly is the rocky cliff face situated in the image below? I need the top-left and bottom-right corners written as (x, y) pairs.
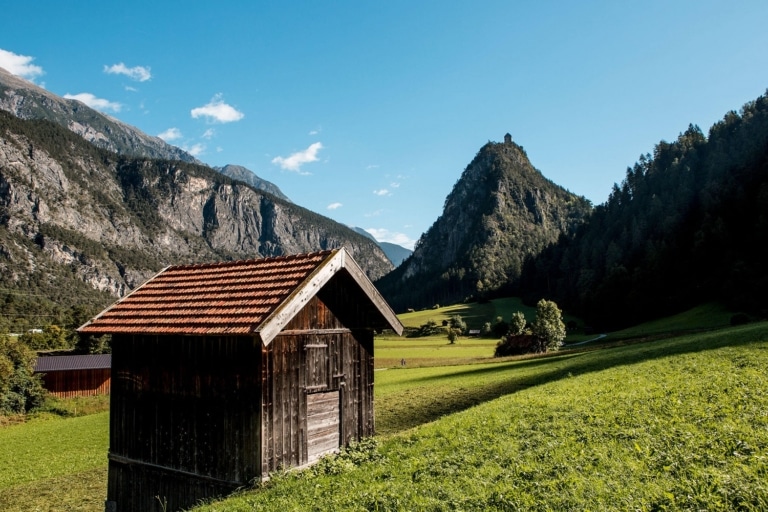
top-left (376, 138), bottom-right (592, 311)
top-left (215, 164), bottom-right (291, 202)
top-left (0, 111), bottom-right (391, 312)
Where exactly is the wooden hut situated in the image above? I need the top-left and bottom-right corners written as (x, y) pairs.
top-left (77, 249), bottom-right (403, 512)
top-left (33, 354), bottom-right (111, 398)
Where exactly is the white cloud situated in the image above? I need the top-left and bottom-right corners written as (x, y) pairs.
top-left (373, 189), bottom-right (390, 196)
top-left (63, 92), bottom-right (122, 113)
top-left (365, 228), bottom-right (416, 250)
top-left (327, 202), bottom-right (343, 210)
top-left (272, 142), bottom-right (324, 173)
top-left (191, 94), bottom-right (244, 123)
top-left (390, 182), bottom-right (401, 188)
top-left (202, 128), bottom-right (215, 140)
top-left (104, 62), bottom-right (151, 82)
top-left (0, 49), bottom-right (44, 80)
top-left (157, 127), bottom-right (182, 141)
top-left (184, 143), bottom-right (205, 156)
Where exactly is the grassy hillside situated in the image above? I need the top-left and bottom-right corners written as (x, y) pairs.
top-left (194, 321), bottom-right (768, 511)
top-left (0, 412), bottom-right (108, 510)
top-left (0, 304), bottom-right (762, 511)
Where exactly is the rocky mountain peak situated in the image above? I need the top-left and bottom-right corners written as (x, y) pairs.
top-left (376, 136), bottom-right (592, 311)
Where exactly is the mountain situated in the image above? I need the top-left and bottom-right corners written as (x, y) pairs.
top-left (0, 109), bottom-right (392, 332)
top-left (352, 227), bottom-right (413, 267)
top-left (215, 164), bottom-right (291, 202)
top-left (0, 66), bottom-right (200, 164)
top-left (519, 91), bottom-right (768, 330)
top-left (376, 135), bottom-right (592, 311)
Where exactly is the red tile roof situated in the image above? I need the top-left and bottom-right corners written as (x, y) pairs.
top-left (78, 250), bottom-right (335, 336)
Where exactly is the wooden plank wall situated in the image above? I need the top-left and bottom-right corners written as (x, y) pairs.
top-left (41, 369), bottom-right (111, 398)
top-left (261, 295), bottom-right (375, 475)
top-left (107, 334), bottom-right (262, 512)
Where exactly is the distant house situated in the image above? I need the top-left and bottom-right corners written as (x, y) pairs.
top-left (33, 354), bottom-right (111, 398)
top-left (78, 248), bottom-right (403, 512)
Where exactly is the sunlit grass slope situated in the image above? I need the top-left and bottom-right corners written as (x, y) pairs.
top-left (0, 412), bottom-right (108, 511)
top-left (196, 322), bottom-right (768, 511)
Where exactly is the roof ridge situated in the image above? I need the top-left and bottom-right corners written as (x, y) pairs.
top-left (164, 249), bottom-right (335, 272)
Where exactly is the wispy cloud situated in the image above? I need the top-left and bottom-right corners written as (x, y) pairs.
top-left (202, 128), bottom-right (215, 140)
top-left (364, 228), bottom-right (416, 250)
top-left (191, 94), bottom-right (244, 123)
top-left (0, 49), bottom-right (44, 81)
top-left (158, 127), bottom-right (182, 142)
top-left (184, 143), bottom-right (205, 156)
top-left (327, 202), bottom-right (343, 210)
top-left (373, 189), bottom-right (390, 196)
top-left (104, 62), bottom-right (151, 82)
top-left (390, 181), bottom-right (401, 188)
top-left (272, 142), bottom-right (324, 174)
top-left (64, 92), bottom-right (122, 113)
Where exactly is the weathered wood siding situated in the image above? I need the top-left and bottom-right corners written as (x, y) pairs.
top-left (260, 294), bottom-right (375, 475)
top-left (40, 369), bottom-right (111, 398)
top-left (107, 334), bottom-right (262, 512)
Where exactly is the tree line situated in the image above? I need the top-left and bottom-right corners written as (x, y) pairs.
top-left (517, 91), bottom-right (768, 330)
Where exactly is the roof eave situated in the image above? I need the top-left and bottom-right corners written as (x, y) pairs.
top-left (76, 266), bottom-right (171, 334)
top-left (256, 248), bottom-right (403, 346)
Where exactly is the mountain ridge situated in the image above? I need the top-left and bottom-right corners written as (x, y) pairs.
top-left (352, 227), bottom-right (413, 267)
top-left (376, 136), bottom-right (592, 311)
top-left (0, 107), bottom-right (391, 331)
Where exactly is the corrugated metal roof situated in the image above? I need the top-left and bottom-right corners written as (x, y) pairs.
top-left (78, 250), bottom-right (335, 336)
top-left (34, 354), bottom-right (112, 372)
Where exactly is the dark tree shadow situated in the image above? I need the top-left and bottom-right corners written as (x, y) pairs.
top-left (377, 322), bottom-right (768, 434)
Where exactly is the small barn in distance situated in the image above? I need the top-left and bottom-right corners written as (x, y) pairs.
top-left (77, 248), bottom-right (403, 512)
top-left (33, 354), bottom-right (111, 398)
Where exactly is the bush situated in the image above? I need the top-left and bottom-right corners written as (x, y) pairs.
top-left (495, 334), bottom-right (540, 357)
top-left (449, 315), bottom-right (467, 333)
top-left (491, 320), bottom-right (509, 338)
top-left (0, 335), bottom-right (46, 415)
top-left (411, 320), bottom-right (443, 337)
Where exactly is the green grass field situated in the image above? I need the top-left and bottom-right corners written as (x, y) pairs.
top-left (0, 412), bottom-right (108, 511)
top-left (195, 321), bottom-right (768, 511)
top-left (0, 300), bottom-right (762, 511)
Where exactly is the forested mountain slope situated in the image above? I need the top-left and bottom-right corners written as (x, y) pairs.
top-left (376, 136), bottom-right (592, 311)
top-left (519, 91), bottom-right (768, 329)
top-left (0, 110), bottom-right (391, 332)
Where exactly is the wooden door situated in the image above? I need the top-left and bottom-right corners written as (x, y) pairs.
top-left (304, 337), bottom-right (341, 463)
top-left (306, 390), bottom-right (340, 463)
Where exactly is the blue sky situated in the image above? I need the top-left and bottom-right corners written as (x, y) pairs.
top-left (2, 1), bottom-right (768, 250)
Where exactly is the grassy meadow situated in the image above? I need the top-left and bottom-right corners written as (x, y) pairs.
top-left (198, 321), bottom-right (768, 511)
top-left (0, 301), bottom-right (764, 511)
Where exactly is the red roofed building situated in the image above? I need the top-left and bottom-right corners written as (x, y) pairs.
top-left (34, 354), bottom-right (111, 398)
top-left (78, 248), bottom-right (403, 512)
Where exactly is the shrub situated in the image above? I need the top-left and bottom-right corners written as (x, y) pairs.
top-left (495, 334), bottom-right (540, 356)
top-left (0, 335), bottom-right (46, 415)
